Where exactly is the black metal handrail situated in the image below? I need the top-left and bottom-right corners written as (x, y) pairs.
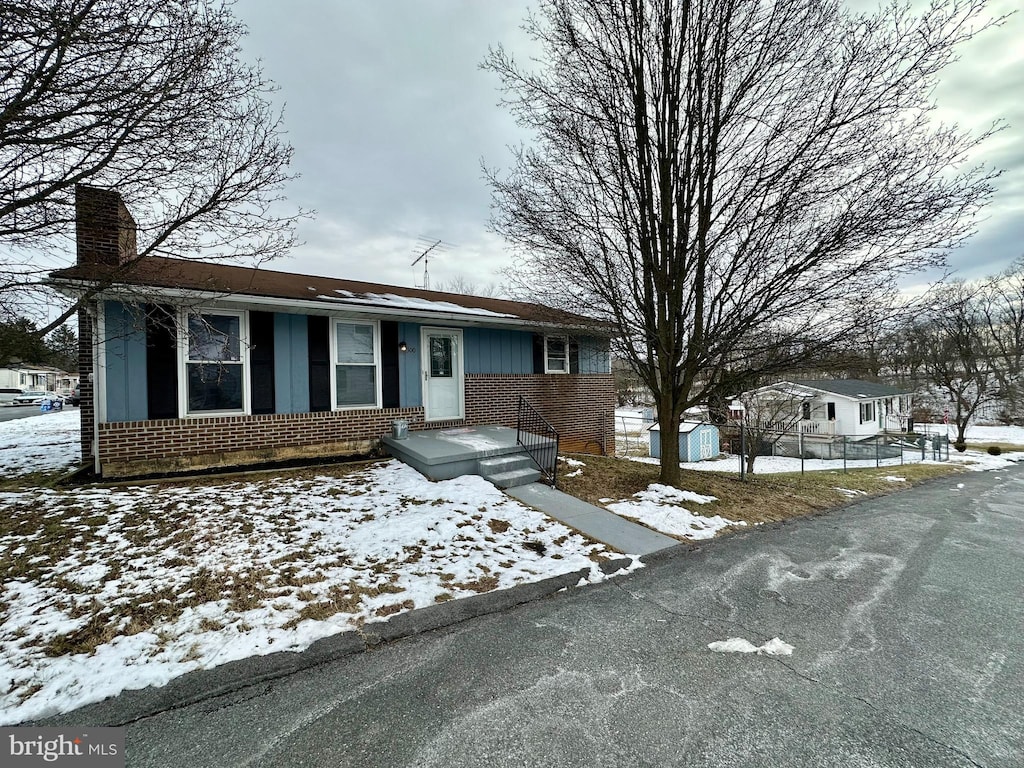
top-left (516, 395), bottom-right (560, 488)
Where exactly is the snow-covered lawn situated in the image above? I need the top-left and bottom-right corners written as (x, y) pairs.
top-left (0, 408), bottom-right (83, 477)
top-left (3, 408), bottom-right (1018, 725)
top-left (0, 413), bottom-right (633, 725)
top-left (606, 483), bottom-right (746, 540)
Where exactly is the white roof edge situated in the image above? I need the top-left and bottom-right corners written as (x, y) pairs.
top-left (765, 380), bottom-right (912, 401)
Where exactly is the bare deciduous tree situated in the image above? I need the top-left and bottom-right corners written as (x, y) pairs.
top-left (484, 0), bottom-right (1002, 484)
top-left (738, 384), bottom-right (809, 474)
top-left (912, 282), bottom-right (999, 447)
top-left (1, 0), bottom-right (307, 333)
top-left (435, 275), bottom-right (506, 298)
top-left (978, 256), bottom-right (1024, 423)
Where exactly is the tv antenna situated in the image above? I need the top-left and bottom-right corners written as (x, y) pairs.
top-left (410, 238), bottom-right (452, 290)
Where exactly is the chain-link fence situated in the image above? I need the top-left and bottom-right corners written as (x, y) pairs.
top-left (722, 427), bottom-right (950, 472)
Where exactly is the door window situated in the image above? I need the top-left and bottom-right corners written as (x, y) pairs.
top-left (429, 336), bottom-right (453, 378)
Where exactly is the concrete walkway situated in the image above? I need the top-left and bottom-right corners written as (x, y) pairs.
top-left (507, 482), bottom-right (679, 556)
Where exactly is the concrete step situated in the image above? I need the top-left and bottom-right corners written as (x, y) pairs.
top-left (485, 467), bottom-right (543, 489)
top-left (478, 454), bottom-right (534, 475)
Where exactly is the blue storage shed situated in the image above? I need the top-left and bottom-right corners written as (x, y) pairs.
top-left (649, 422), bottom-right (720, 462)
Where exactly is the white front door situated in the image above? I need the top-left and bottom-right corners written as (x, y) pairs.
top-left (421, 327), bottom-right (464, 421)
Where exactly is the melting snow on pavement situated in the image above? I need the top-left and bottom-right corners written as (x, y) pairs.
top-left (708, 637), bottom-right (794, 656)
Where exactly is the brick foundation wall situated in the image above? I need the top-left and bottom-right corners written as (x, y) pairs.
top-left (464, 374), bottom-right (615, 455)
top-left (97, 407), bottom-right (430, 477)
top-left (96, 373), bottom-right (615, 477)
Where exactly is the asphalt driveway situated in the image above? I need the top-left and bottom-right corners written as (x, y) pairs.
top-left (52, 464), bottom-right (1023, 767)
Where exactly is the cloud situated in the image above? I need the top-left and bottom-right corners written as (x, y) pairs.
top-left (237, 0), bottom-right (1022, 289)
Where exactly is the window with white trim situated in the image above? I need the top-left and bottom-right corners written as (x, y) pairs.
top-left (334, 320), bottom-right (379, 408)
top-left (544, 334), bottom-right (568, 374)
top-left (859, 401), bottom-right (874, 424)
top-left (185, 311), bottom-right (245, 413)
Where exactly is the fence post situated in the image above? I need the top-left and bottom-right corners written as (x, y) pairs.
top-left (740, 423), bottom-right (746, 482)
top-left (843, 435), bottom-right (847, 474)
top-left (799, 429), bottom-right (804, 475)
top-left (875, 435), bottom-right (880, 468)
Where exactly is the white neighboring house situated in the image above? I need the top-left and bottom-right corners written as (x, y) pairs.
top-left (745, 379), bottom-right (914, 438)
top-left (0, 365), bottom-right (78, 395)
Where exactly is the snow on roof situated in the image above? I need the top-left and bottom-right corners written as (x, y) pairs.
top-left (319, 291), bottom-right (516, 317)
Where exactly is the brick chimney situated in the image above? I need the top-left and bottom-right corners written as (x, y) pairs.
top-left (75, 184), bottom-right (138, 266)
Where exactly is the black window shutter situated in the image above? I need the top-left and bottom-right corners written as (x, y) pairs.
top-left (307, 316), bottom-right (331, 412)
top-left (380, 321), bottom-right (400, 408)
top-left (249, 311), bottom-right (275, 414)
top-left (145, 304), bottom-right (178, 419)
top-left (532, 333), bottom-right (544, 374)
top-left (569, 337), bottom-right (579, 374)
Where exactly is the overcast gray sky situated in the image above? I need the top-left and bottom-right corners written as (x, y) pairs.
top-left (235, 1), bottom-right (1023, 293)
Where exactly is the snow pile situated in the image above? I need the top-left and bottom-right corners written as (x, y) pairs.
top-left (0, 409), bottom-right (82, 477)
top-left (606, 483), bottom-right (743, 540)
top-left (708, 637), bottom-right (794, 656)
top-left (833, 487), bottom-right (868, 498)
top-left (560, 456), bottom-right (586, 478)
top-left (0, 460), bottom-right (628, 725)
top-left (947, 448), bottom-right (1024, 472)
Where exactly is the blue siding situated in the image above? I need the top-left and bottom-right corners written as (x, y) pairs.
top-left (398, 322), bottom-right (422, 407)
top-left (577, 336), bottom-right (611, 374)
top-left (273, 313), bottom-right (310, 414)
top-left (463, 327), bottom-right (532, 374)
top-left (103, 301), bottom-right (148, 422)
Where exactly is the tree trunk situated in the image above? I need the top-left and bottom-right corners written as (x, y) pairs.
top-left (745, 448), bottom-right (757, 475)
top-left (656, 394), bottom-right (683, 486)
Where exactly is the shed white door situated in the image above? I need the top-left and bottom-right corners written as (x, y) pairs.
top-left (421, 327), bottom-right (464, 421)
top-left (699, 427), bottom-right (716, 460)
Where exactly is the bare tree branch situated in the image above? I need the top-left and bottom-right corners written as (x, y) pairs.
top-left (1, 0), bottom-right (310, 332)
top-left (484, 0), bottom-right (1003, 483)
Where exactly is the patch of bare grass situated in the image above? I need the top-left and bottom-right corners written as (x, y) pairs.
top-left (487, 519), bottom-right (511, 534)
top-left (450, 575), bottom-right (499, 593)
top-left (558, 453), bottom-right (960, 528)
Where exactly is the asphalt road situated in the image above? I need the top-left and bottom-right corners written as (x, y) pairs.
top-left (90, 465), bottom-right (1024, 766)
top-left (0, 405), bottom-right (54, 423)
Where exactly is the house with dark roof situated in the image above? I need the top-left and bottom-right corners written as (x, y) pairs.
top-left (745, 378), bottom-right (914, 438)
top-left (48, 186), bottom-right (614, 478)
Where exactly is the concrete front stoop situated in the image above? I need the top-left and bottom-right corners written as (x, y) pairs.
top-left (477, 454), bottom-right (542, 488)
